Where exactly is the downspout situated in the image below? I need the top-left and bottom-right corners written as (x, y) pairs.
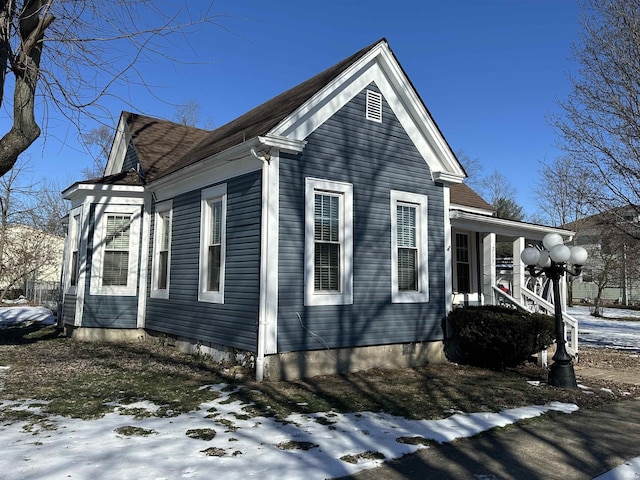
top-left (252, 148), bottom-right (271, 382)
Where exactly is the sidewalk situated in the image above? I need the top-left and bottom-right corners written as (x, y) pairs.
top-left (335, 397), bottom-right (640, 480)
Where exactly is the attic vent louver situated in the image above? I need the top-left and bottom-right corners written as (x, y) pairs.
top-left (366, 90), bottom-right (382, 123)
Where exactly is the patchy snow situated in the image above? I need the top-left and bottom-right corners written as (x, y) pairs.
top-left (0, 306), bottom-right (639, 479)
top-left (0, 386), bottom-right (579, 480)
top-left (569, 306), bottom-right (640, 351)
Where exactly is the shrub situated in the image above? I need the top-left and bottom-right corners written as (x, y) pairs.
top-left (446, 305), bottom-right (555, 369)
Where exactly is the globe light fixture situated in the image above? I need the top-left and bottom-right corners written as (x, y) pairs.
top-left (520, 233), bottom-right (588, 388)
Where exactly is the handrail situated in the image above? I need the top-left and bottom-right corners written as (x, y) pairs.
top-left (520, 287), bottom-right (578, 356)
top-left (491, 285), bottom-right (529, 311)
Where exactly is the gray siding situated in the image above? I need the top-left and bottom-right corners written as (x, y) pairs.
top-left (145, 171), bottom-right (262, 352)
top-left (278, 83), bottom-right (447, 352)
top-left (62, 294), bottom-right (76, 325)
top-left (81, 204), bottom-right (140, 328)
top-left (122, 139), bottom-right (139, 172)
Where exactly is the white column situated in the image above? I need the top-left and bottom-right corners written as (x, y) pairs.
top-left (512, 237), bottom-right (526, 305)
top-left (482, 233), bottom-right (496, 305)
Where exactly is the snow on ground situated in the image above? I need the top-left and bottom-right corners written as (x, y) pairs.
top-left (0, 386), bottom-right (579, 480)
top-left (0, 305), bottom-right (56, 329)
top-left (569, 305), bottom-right (640, 351)
top-left (0, 306), bottom-right (639, 479)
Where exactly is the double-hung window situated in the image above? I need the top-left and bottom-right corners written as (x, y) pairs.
top-left (90, 204), bottom-right (141, 296)
top-left (390, 190), bottom-right (429, 303)
top-left (103, 215), bottom-right (131, 286)
top-left (151, 200), bottom-right (172, 298)
top-left (304, 178), bottom-right (353, 306)
top-left (199, 184), bottom-right (226, 303)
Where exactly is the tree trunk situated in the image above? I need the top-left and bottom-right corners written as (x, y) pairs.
top-left (0, 0), bottom-right (54, 177)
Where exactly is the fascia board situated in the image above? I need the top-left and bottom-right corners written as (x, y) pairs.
top-left (450, 210), bottom-right (575, 241)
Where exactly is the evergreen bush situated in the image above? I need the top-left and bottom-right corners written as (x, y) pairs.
top-left (447, 305), bottom-right (555, 369)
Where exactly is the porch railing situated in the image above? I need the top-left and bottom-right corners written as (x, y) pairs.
top-left (492, 285), bottom-right (578, 357)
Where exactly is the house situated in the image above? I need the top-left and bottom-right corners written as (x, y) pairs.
top-left (61, 38), bottom-right (577, 380)
top-left (565, 207), bottom-right (640, 305)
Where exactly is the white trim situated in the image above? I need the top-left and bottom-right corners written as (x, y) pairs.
top-left (104, 115), bottom-right (129, 176)
top-left (74, 199), bottom-right (90, 326)
top-left (137, 197), bottom-right (152, 328)
top-left (257, 154), bottom-right (280, 380)
top-left (89, 204), bottom-right (142, 296)
top-left (304, 178), bottom-right (353, 306)
top-left (257, 135), bottom-right (307, 153)
top-left (390, 190), bottom-right (429, 303)
top-left (150, 200), bottom-right (173, 299)
top-left (198, 184), bottom-right (227, 304)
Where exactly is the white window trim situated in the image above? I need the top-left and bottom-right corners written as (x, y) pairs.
top-left (150, 200), bottom-right (173, 299)
top-left (90, 204), bottom-right (141, 296)
top-left (198, 184), bottom-right (227, 304)
top-left (64, 206), bottom-right (83, 294)
top-left (304, 178), bottom-right (353, 306)
top-left (390, 190), bottom-right (429, 303)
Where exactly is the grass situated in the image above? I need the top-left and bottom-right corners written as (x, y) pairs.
top-left (1, 325), bottom-right (638, 423)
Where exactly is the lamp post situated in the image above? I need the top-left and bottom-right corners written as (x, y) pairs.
top-left (520, 233), bottom-right (588, 389)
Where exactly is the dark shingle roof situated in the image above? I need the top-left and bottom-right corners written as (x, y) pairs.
top-left (450, 183), bottom-right (494, 212)
top-left (123, 112), bottom-right (210, 183)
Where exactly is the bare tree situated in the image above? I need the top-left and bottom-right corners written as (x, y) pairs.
top-left (0, 157), bottom-right (62, 301)
top-left (455, 149), bottom-right (483, 190)
top-left (0, 1), bottom-right (221, 178)
top-left (534, 156), bottom-right (596, 228)
top-left (476, 169), bottom-right (526, 219)
top-left (174, 99), bottom-right (201, 127)
top-left (81, 124), bottom-right (113, 179)
top-left (554, 0), bottom-right (640, 239)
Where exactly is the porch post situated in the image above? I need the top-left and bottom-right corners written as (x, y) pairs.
top-left (512, 237), bottom-right (526, 304)
top-left (482, 233), bottom-right (496, 305)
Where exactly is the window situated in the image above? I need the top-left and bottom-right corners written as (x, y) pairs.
top-left (390, 190), bottom-right (428, 303)
top-left (199, 184), bottom-right (226, 303)
top-left (90, 204), bottom-right (141, 296)
top-left (66, 209), bottom-right (82, 292)
top-left (305, 178), bottom-right (353, 306)
top-left (103, 215), bottom-right (131, 286)
top-left (455, 233), bottom-right (471, 293)
top-left (151, 201), bottom-right (172, 298)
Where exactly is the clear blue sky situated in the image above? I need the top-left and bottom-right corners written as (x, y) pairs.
top-left (6, 0), bottom-right (581, 215)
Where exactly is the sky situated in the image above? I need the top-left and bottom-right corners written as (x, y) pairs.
top-left (1, 305), bottom-right (640, 479)
top-left (0, 0), bottom-right (582, 215)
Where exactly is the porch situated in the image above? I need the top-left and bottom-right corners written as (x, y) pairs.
top-left (449, 210), bottom-right (578, 357)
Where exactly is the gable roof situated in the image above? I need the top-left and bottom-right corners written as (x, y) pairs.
top-left (94, 38), bottom-right (465, 187)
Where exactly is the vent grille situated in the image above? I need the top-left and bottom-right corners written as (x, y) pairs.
top-left (366, 90), bottom-right (382, 122)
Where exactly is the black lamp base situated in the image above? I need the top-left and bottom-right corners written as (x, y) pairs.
top-left (548, 362), bottom-right (578, 389)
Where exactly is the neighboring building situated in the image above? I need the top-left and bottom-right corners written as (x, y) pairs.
top-left (61, 39), bottom-right (575, 380)
top-left (0, 224), bottom-right (64, 300)
top-left (565, 208), bottom-right (640, 305)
